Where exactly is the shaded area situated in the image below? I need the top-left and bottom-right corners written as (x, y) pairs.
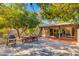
top-left (0, 38), bottom-right (79, 56)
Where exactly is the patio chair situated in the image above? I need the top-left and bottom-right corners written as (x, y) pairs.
top-left (22, 35), bottom-right (39, 43)
top-left (30, 36), bottom-right (38, 42)
top-left (22, 36), bottom-right (32, 43)
top-left (6, 35), bottom-right (16, 46)
top-left (30, 33), bottom-right (38, 41)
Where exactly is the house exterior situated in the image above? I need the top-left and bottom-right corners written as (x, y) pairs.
top-left (38, 23), bottom-right (79, 42)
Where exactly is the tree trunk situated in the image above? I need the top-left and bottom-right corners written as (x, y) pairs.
top-left (16, 29), bottom-right (20, 39)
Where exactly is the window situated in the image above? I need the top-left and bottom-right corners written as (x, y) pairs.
top-left (60, 27), bottom-right (73, 38)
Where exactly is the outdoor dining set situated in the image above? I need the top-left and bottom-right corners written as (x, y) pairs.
top-left (6, 36), bottom-right (38, 46)
top-left (0, 32), bottom-right (39, 46)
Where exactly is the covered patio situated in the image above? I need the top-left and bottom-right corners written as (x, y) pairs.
top-left (39, 23), bottom-right (79, 42)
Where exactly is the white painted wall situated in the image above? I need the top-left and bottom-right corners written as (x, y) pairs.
top-left (41, 28), bottom-right (46, 37)
top-left (77, 29), bottom-right (79, 42)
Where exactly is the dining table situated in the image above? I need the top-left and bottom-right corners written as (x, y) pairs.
top-left (22, 36), bottom-right (38, 43)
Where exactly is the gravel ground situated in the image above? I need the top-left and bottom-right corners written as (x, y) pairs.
top-left (0, 37), bottom-right (79, 56)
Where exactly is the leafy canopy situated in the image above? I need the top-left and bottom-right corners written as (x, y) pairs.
top-left (38, 3), bottom-right (79, 23)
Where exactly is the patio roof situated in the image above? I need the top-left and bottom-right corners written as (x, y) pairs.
top-left (38, 23), bottom-right (75, 28)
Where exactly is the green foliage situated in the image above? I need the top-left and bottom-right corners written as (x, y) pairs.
top-left (38, 3), bottom-right (79, 23)
top-left (0, 3), bottom-right (41, 29)
top-left (0, 3), bottom-right (41, 37)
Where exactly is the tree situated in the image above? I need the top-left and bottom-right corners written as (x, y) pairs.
top-left (38, 3), bottom-right (79, 24)
top-left (0, 3), bottom-right (41, 38)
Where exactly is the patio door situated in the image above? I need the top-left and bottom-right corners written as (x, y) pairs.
top-left (49, 28), bottom-right (59, 38)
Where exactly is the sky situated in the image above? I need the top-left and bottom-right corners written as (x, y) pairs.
top-left (26, 3), bottom-right (40, 12)
top-left (26, 3), bottom-right (49, 24)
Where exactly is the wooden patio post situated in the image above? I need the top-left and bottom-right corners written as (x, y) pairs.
top-left (58, 26), bottom-right (61, 40)
top-left (39, 27), bottom-right (42, 37)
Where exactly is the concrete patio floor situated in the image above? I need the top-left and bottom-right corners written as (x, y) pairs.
top-left (0, 38), bottom-right (79, 56)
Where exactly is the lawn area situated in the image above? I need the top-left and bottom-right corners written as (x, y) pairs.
top-left (0, 37), bottom-right (79, 56)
